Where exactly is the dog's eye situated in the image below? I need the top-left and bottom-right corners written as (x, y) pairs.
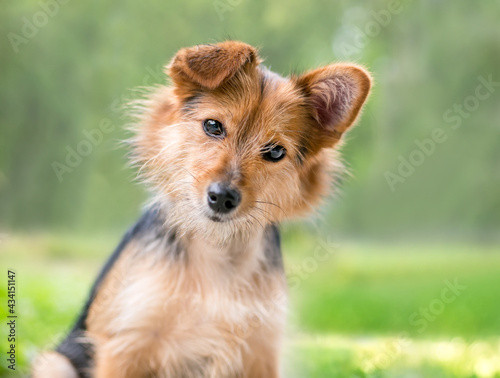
top-left (262, 144), bottom-right (286, 162)
top-left (203, 119), bottom-right (225, 138)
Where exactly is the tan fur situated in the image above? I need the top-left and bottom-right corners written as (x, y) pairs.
top-left (86, 234), bottom-right (286, 377)
top-left (33, 41), bottom-right (371, 377)
top-left (32, 351), bottom-right (79, 378)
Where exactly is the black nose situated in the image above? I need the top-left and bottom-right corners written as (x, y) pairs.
top-left (207, 182), bottom-right (241, 214)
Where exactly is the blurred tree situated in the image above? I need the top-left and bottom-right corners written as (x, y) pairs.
top-left (1, 0), bottom-right (499, 240)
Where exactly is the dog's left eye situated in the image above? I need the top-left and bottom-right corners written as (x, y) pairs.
top-left (262, 144), bottom-right (286, 162)
top-left (203, 119), bottom-right (225, 138)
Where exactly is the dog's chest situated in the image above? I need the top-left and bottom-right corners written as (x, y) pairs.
top-left (87, 241), bottom-right (287, 374)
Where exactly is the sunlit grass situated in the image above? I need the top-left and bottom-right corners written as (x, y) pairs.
top-left (285, 335), bottom-right (500, 377)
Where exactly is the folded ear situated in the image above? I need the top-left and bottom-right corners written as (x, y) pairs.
top-left (167, 41), bottom-right (260, 90)
top-left (297, 64), bottom-right (372, 146)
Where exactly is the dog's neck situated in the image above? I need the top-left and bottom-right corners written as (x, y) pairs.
top-left (183, 228), bottom-right (266, 274)
top-left (151, 200), bottom-right (271, 272)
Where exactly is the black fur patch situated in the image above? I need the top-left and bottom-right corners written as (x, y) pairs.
top-left (260, 74), bottom-right (267, 97)
top-left (295, 144), bottom-right (308, 165)
top-left (181, 93), bottom-right (203, 114)
top-left (56, 330), bottom-right (93, 377)
top-left (263, 224), bottom-right (283, 270)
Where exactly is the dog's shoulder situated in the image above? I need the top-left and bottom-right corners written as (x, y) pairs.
top-left (56, 205), bottom-right (173, 375)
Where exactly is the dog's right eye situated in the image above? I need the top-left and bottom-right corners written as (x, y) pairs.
top-left (203, 119), bottom-right (225, 139)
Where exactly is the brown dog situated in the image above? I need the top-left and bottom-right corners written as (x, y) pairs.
top-left (32, 41), bottom-right (371, 378)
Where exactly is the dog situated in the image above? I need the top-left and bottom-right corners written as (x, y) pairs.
top-left (32, 41), bottom-right (371, 378)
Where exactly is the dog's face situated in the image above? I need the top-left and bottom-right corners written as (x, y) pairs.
top-left (133, 41), bottom-right (371, 241)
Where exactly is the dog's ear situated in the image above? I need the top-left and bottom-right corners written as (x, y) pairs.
top-left (297, 64), bottom-right (372, 146)
top-left (168, 41), bottom-right (260, 90)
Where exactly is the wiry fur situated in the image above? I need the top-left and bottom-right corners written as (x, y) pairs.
top-left (33, 41), bottom-right (371, 377)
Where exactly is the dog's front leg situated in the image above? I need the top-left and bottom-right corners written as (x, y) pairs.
top-left (93, 344), bottom-right (146, 378)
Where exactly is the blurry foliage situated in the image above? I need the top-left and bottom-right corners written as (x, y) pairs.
top-left (1, 0), bottom-right (499, 240)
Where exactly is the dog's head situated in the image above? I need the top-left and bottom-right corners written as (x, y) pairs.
top-left (132, 41), bottom-right (371, 241)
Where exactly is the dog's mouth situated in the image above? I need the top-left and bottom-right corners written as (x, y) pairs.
top-left (206, 212), bottom-right (238, 223)
top-left (204, 208), bottom-right (241, 223)
top-left (208, 214), bottom-right (225, 223)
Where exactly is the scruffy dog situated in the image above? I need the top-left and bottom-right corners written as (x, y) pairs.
top-left (33, 41), bottom-right (371, 377)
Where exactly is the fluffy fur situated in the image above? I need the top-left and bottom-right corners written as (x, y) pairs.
top-left (32, 41), bottom-right (371, 377)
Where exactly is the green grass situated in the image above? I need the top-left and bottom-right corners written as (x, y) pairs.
top-left (1, 232), bottom-right (500, 377)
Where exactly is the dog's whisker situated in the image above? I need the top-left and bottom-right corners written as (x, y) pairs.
top-left (180, 167), bottom-right (199, 183)
top-left (248, 206), bottom-right (276, 225)
top-left (254, 200), bottom-right (288, 217)
top-left (247, 212), bottom-right (264, 229)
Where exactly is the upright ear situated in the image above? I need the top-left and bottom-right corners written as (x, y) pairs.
top-left (297, 64), bottom-right (372, 146)
top-left (167, 41), bottom-right (260, 90)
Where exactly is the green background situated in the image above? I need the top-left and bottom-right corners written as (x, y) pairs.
top-left (1, 0), bottom-right (499, 376)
